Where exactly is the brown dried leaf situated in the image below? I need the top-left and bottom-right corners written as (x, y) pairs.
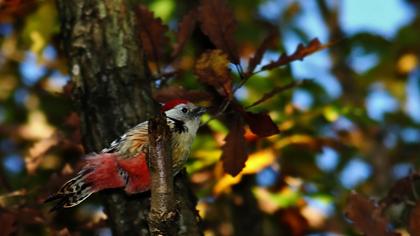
top-left (153, 86), bottom-right (213, 103)
top-left (136, 5), bottom-right (169, 64)
top-left (194, 49), bottom-right (233, 97)
top-left (278, 208), bottom-right (309, 236)
top-left (172, 9), bottom-right (198, 59)
top-left (409, 201), bottom-right (420, 236)
top-left (380, 172), bottom-right (420, 207)
top-left (261, 38), bottom-right (330, 71)
top-left (344, 192), bottom-right (400, 236)
top-left (243, 111), bottom-right (279, 137)
top-left (0, 210), bottom-right (16, 236)
top-left (221, 115), bottom-right (248, 176)
top-left (246, 29), bottom-right (279, 76)
top-left (198, 0), bottom-right (239, 64)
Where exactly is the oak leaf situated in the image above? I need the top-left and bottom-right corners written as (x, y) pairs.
top-left (136, 5), bottom-right (169, 65)
top-left (194, 50), bottom-right (233, 97)
top-left (243, 111), bottom-right (279, 137)
top-left (247, 29), bottom-right (279, 75)
top-left (344, 192), bottom-right (400, 236)
top-left (198, 0), bottom-right (239, 64)
top-left (220, 114), bottom-right (248, 176)
top-left (261, 38), bottom-right (330, 71)
top-left (171, 9), bottom-right (198, 59)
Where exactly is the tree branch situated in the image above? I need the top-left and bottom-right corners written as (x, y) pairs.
top-left (148, 113), bottom-right (177, 235)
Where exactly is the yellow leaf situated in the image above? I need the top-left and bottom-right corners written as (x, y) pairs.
top-left (213, 149), bottom-right (276, 195)
top-left (213, 172), bottom-right (243, 195)
top-left (274, 134), bottom-right (314, 149)
top-left (242, 149), bottom-right (275, 174)
top-left (397, 53), bottom-right (418, 74)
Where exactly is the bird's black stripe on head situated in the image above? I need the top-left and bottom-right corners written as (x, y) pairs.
top-left (167, 117), bottom-right (187, 133)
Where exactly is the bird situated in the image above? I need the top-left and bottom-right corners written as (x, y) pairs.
top-left (45, 99), bottom-right (206, 211)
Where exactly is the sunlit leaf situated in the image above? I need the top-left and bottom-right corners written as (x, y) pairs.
top-left (213, 149), bottom-right (275, 194)
top-left (253, 187), bottom-right (301, 213)
top-left (242, 149), bottom-right (276, 174)
top-left (22, 1), bottom-right (58, 54)
top-left (194, 49), bottom-right (233, 97)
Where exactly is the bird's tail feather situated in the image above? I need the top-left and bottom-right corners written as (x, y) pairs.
top-left (45, 153), bottom-right (127, 211)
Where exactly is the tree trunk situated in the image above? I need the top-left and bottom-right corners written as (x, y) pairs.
top-left (56, 0), bottom-right (201, 235)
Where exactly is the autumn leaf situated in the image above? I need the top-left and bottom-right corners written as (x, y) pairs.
top-left (198, 0), bottom-right (239, 64)
top-left (344, 192), bottom-right (400, 236)
top-left (261, 38), bottom-right (330, 71)
top-left (0, 0), bottom-right (35, 23)
top-left (246, 29), bottom-right (279, 76)
top-left (380, 172), bottom-right (420, 207)
top-left (220, 114), bottom-right (248, 176)
top-left (194, 49), bottom-right (233, 97)
top-left (243, 111), bottom-right (279, 137)
top-left (409, 201), bottom-right (420, 236)
top-left (0, 210), bottom-right (16, 236)
top-left (171, 9), bottom-right (198, 59)
top-left (136, 5), bottom-right (169, 65)
top-left (153, 85), bottom-right (213, 103)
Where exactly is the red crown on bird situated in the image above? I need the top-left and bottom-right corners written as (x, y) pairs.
top-left (161, 99), bottom-right (191, 112)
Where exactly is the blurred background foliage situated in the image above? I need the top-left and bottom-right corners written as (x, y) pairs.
top-left (1, 0), bottom-right (420, 235)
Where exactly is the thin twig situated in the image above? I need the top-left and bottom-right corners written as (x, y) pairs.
top-left (200, 98), bottom-right (233, 127)
top-left (245, 79), bottom-right (310, 109)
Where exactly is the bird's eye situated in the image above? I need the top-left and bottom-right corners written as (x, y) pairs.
top-left (181, 108), bottom-right (188, 113)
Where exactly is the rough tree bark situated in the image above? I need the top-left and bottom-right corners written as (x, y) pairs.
top-left (148, 113), bottom-right (177, 235)
top-left (56, 0), bottom-right (201, 235)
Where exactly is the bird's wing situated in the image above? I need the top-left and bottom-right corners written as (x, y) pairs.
top-left (101, 121), bottom-right (150, 159)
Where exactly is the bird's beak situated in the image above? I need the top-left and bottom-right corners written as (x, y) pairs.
top-left (193, 107), bottom-right (207, 117)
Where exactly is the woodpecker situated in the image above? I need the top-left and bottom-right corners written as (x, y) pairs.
top-left (45, 99), bottom-right (206, 211)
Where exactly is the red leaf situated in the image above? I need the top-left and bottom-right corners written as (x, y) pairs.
top-left (261, 38), bottom-right (330, 71)
top-left (344, 192), bottom-right (400, 236)
top-left (246, 29), bottom-right (279, 76)
top-left (0, 0), bottom-right (35, 23)
top-left (136, 5), bottom-right (169, 64)
top-left (194, 50), bottom-right (233, 97)
top-left (221, 115), bottom-right (248, 176)
top-left (243, 111), bottom-right (279, 137)
top-left (153, 85), bottom-right (213, 103)
top-left (0, 210), bottom-right (16, 236)
top-left (198, 0), bottom-right (239, 64)
top-left (171, 9), bottom-right (198, 59)
top-left (409, 201), bottom-right (420, 236)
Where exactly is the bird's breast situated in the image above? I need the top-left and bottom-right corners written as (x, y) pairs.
top-left (171, 131), bottom-right (195, 174)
